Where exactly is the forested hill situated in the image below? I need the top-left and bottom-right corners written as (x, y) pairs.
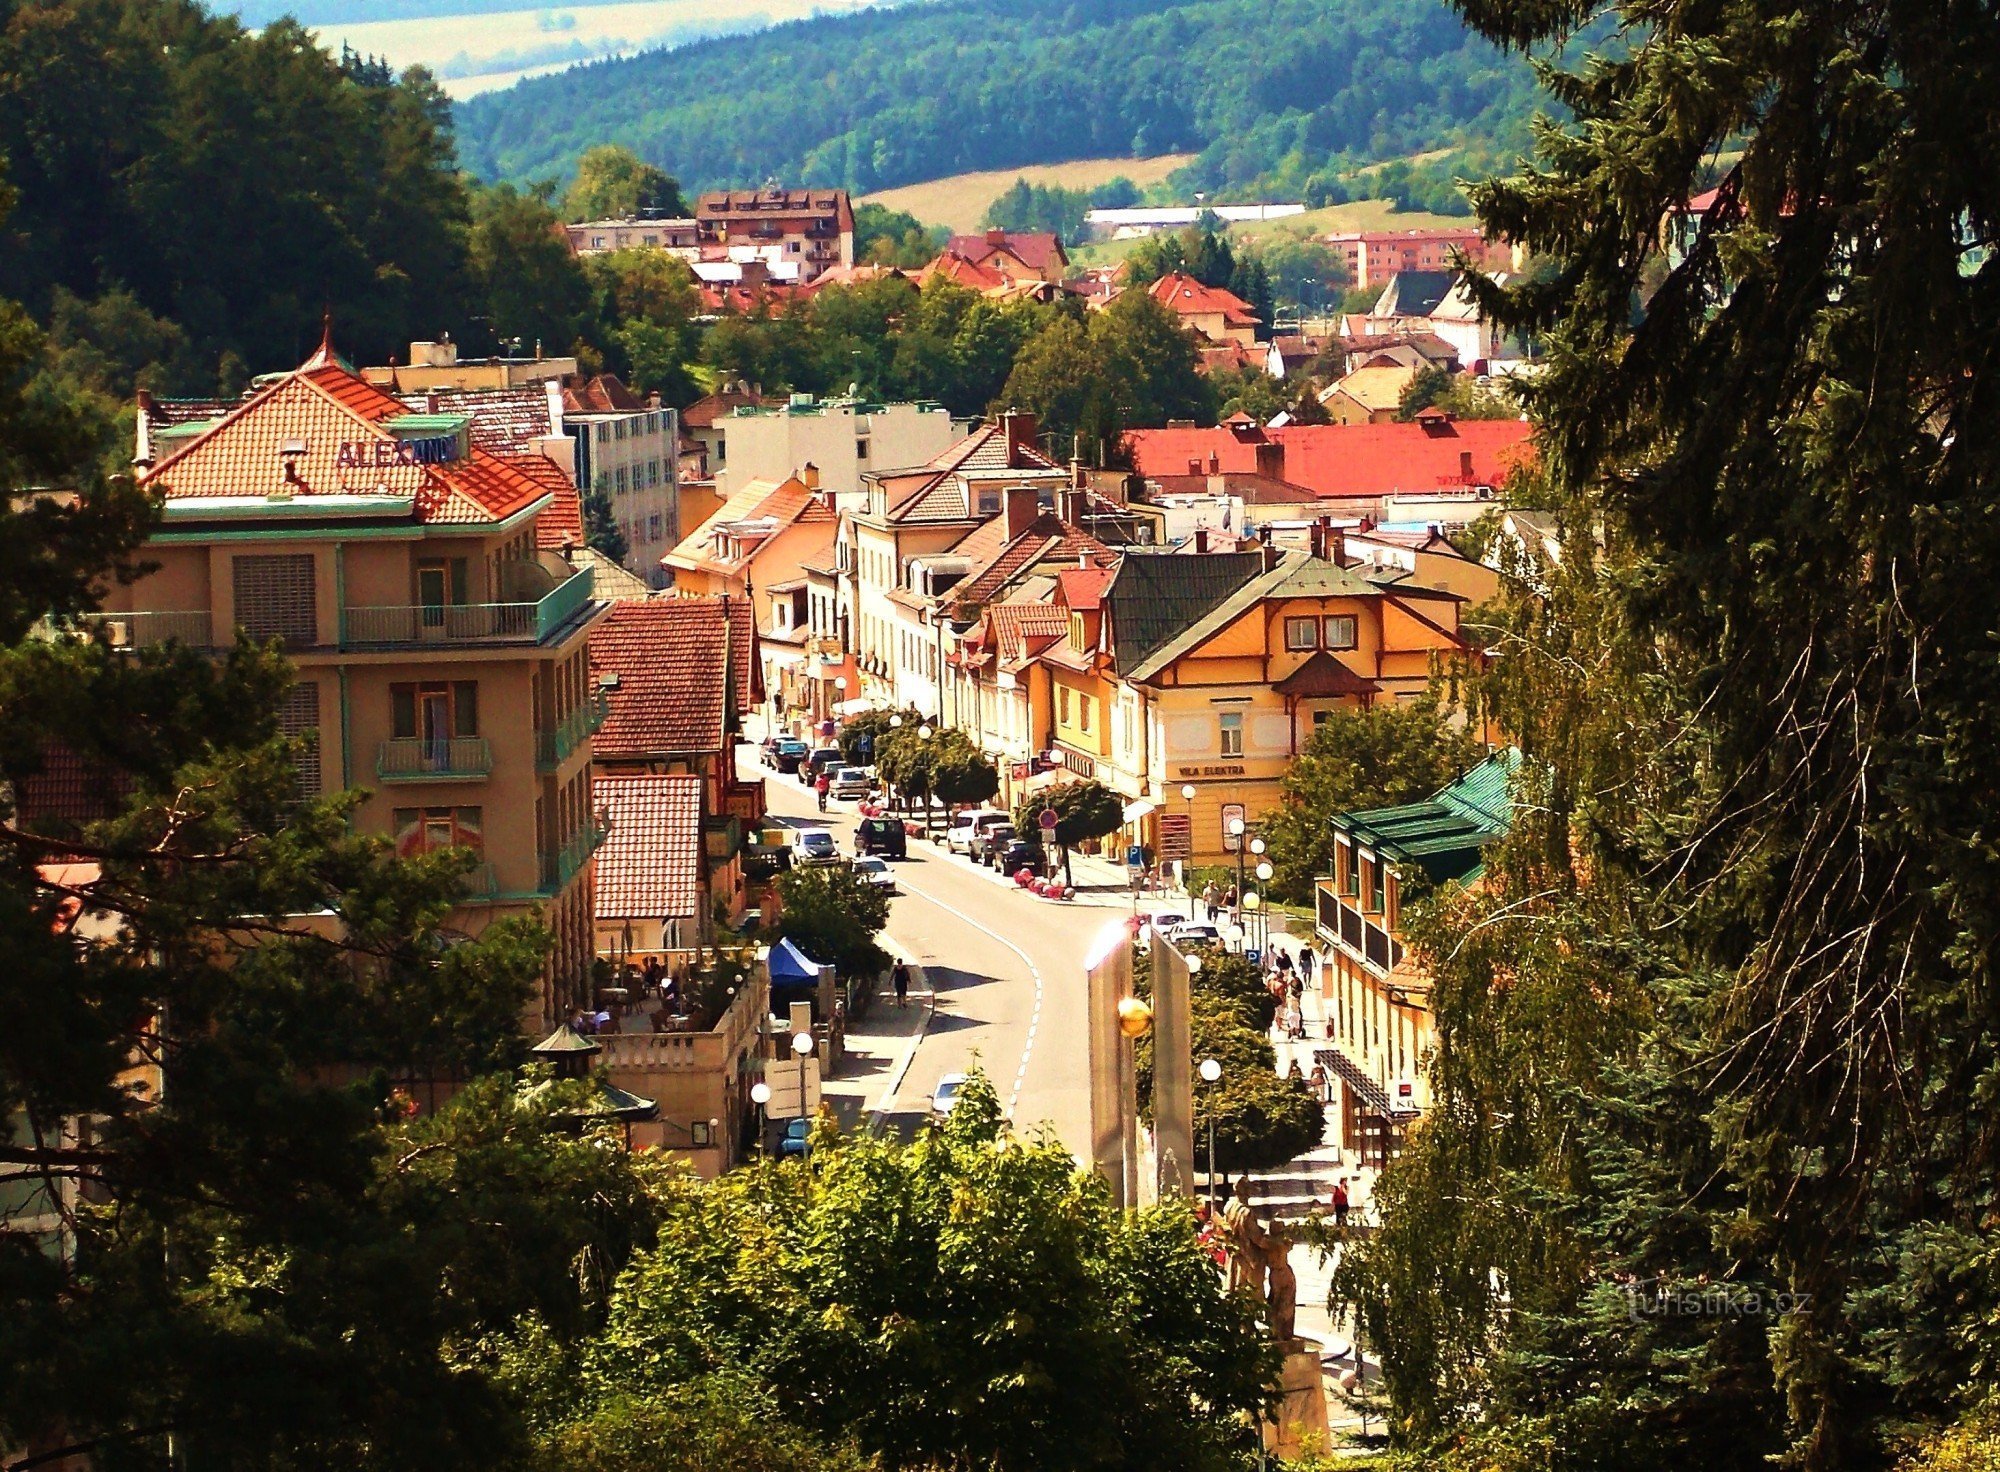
top-left (455, 0), bottom-right (1547, 198)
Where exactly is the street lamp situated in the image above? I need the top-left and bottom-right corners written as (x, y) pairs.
top-left (1229, 817), bottom-right (1248, 931)
top-left (1179, 783), bottom-right (1197, 897)
top-left (1198, 1056), bottom-right (1222, 1205)
top-left (890, 714), bottom-right (903, 728)
top-left (750, 1080), bottom-right (772, 1156)
top-left (1255, 860), bottom-right (1275, 951)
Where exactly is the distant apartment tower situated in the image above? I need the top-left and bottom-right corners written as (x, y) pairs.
top-left (1325, 228), bottom-right (1493, 291)
top-left (565, 214), bottom-right (702, 258)
top-left (564, 376), bottom-right (680, 588)
top-left (695, 189), bottom-right (854, 284)
top-left (716, 395), bottom-right (960, 505)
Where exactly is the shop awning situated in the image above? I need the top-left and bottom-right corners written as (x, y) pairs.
top-left (1122, 797), bottom-right (1160, 823)
top-left (833, 697), bottom-right (873, 715)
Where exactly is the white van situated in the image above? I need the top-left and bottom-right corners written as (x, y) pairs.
top-left (945, 809), bottom-right (1012, 855)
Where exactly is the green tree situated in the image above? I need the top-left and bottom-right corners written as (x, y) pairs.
top-left (492, 1070), bottom-right (1277, 1472)
top-left (854, 201), bottom-right (945, 267)
top-left (468, 181), bottom-right (595, 358)
top-left (1258, 693), bottom-right (1482, 904)
top-left (836, 705), bottom-right (922, 764)
top-left (1015, 779), bottom-right (1123, 886)
top-left (562, 144), bottom-right (688, 221)
top-left (769, 863), bottom-right (890, 980)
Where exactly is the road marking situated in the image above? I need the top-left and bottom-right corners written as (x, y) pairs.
top-left (895, 871), bottom-right (1045, 1120)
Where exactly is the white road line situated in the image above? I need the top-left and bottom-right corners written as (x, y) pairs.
top-left (895, 870), bottom-right (1045, 1120)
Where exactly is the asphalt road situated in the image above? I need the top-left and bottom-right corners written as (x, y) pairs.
top-left (747, 744), bottom-right (1123, 1157)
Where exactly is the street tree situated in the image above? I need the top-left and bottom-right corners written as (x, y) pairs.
top-left (1015, 779), bottom-right (1123, 886)
top-left (768, 862), bottom-right (890, 980)
top-left (492, 1070), bottom-right (1277, 1472)
top-left (1258, 692), bottom-right (1482, 904)
top-left (835, 705), bottom-right (921, 765)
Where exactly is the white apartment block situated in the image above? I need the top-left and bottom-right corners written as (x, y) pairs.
top-left (717, 397), bottom-right (960, 508)
top-left (573, 407), bottom-right (679, 589)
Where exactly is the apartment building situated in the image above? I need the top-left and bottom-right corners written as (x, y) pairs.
top-left (695, 188), bottom-right (855, 285)
top-left (363, 336), bottom-right (576, 392)
top-left (565, 215), bottom-right (702, 258)
top-left (716, 395), bottom-right (958, 505)
top-left (566, 376), bottom-right (679, 587)
top-left (1313, 751), bottom-right (1515, 1149)
top-left (1324, 228), bottom-right (1492, 292)
top-left (115, 335), bottom-right (610, 1029)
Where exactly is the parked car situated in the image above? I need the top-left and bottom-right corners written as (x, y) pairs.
top-left (945, 809), bottom-right (1011, 855)
top-left (777, 1118), bottom-right (812, 1158)
top-left (928, 1072), bottom-right (968, 1122)
top-left (802, 747), bottom-right (844, 783)
top-left (763, 736), bottom-right (809, 773)
top-left (1159, 922), bottom-right (1222, 950)
top-left (994, 838), bottom-right (1038, 876)
top-left (794, 829), bottom-right (841, 865)
top-left (855, 816), bottom-right (907, 859)
top-left (851, 856), bottom-right (898, 895)
top-left (830, 765), bottom-right (874, 800)
top-left (968, 821), bottom-right (1017, 866)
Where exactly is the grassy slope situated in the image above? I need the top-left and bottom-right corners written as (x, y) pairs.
top-left (863, 154), bottom-right (1198, 233)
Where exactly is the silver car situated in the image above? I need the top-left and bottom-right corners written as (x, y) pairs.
top-left (928, 1072), bottom-right (967, 1121)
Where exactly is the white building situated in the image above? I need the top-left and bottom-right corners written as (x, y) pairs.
top-left (717, 396), bottom-right (961, 510)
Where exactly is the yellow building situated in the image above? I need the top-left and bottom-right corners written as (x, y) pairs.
top-left (107, 336), bottom-right (609, 1029)
top-left (1047, 548), bottom-right (1477, 866)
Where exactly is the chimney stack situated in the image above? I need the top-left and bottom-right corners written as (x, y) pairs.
top-left (135, 388), bottom-right (154, 465)
top-left (1309, 518), bottom-right (1326, 561)
top-left (1194, 526), bottom-right (1209, 554)
top-left (1254, 440), bottom-right (1285, 483)
top-left (987, 227), bottom-right (1007, 245)
top-left (1001, 409), bottom-right (1039, 461)
top-left (801, 462), bottom-right (821, 492)
top-left (1004, 484), bottom-right (1039, 540)
top-left (1459, 450), bottom-right (1475, 481)
top-left (1327, 518), bottom-right (1346, 567)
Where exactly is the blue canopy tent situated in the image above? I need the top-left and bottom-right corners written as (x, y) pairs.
top-left (768, 937), bottom-right (832, 1020)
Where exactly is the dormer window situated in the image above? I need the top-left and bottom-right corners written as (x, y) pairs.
top-left (977, 489), bottom-right (1002, 516)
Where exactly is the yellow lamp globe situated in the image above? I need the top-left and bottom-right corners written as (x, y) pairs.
top-left (1115, 996), bottom-right (1154, 1038)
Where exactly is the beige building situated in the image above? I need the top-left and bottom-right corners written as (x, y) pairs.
top-left (696, 188), bottom-right (855, 284)
top-left (363, 337), bottom-right (577, 392)
top-left (117, 337), bottom-right (609, 1029)
top-left (716, 395), bottom-right (959, 506)
top-left (565, 216), bottom-right (702, 257)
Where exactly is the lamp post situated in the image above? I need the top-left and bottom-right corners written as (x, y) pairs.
top-left (1229, 816), bottom-right (1247, 932)
top-left (1255, 859), bottom-right (1274, 952)
top-left (1198, 1055), bottom-right (1222, 1206)
top-left (1179, 782), bottom-right (1197, 897)
top-left (750, 1080), bottom-right (771, 1157)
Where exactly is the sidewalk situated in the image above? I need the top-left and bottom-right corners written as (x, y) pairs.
top-left (818, 947), bottom-right (934, 1134)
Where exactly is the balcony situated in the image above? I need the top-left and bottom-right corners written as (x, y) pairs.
top-left (1315, 883), bottom-right (1403, 974)
top-left (541, 821), bottom-right (609, 893)
top-left (536, 688), bottom-right (611, 769)
top-left (75, 610), bottom-right (214, 650)
top-left (377, 735), bottom-right (492, 782)
top-left (342, 565), bottom-right (595, 649)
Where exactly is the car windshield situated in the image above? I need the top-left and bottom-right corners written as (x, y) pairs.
top-left (934, 1078), bottom-right (962, 1102)
top-left (800, 832), bottom-right (834, 851)
top-left (855, 859), bottom-right (885, 874)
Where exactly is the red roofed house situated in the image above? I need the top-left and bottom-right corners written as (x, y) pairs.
top-left (1122, 416), bottom-right (1534, 524)
top-left (1145, 272), bottom-right (1261, 346)
top-left (939, 229), bottom-right (1071, 284)
top-left (111, 326), bottom-right (612, 1030)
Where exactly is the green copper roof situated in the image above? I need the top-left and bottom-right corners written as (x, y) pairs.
top-left (1330, 749), bottom-right (1519, 883)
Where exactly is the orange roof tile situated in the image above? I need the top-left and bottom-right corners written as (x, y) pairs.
top-left (1148, 272), bottom-right (1261, 328)
top-left (589, 598), bottom-right (757, 758)
top-left (594, 774), bottom-right (703, 921)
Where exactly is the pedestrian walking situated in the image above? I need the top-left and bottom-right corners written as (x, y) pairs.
top-left (1299, 942), bottom-right (1318, 988)
top-left (1223, 883), bottom-right (1238, 912)
top-left (1333, 1177), bottom-right (1351, 1229)
top-left (1310, 1062), bottom-right (1330, 1104)
top-left (892, 959), bottom-right (911, 1008)
top-left (1202, 881), bottom-right (1219, 923)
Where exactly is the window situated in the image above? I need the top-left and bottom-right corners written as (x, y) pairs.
top-left (1284, 616), bottom-right (1319, 651)
top-left (856, 438), bottom-right (870, 460)
top-left (1059, 686), bottom-right (1071, 724)
top-left (614, 421), bottom-right (627, 441)
top-left (649, 513), bottom-right (663, 540)
top-left (642, 234), bottom-right (658, 247)
top-left (596, 424), bottom-right (610, 444)
top-left (1324, 615), bottom-right (1358, 650)
top-left (1313, 707), bottom-right (1336, 729)
top-left (279, 682), bottom-right (322, 795)
top-left (1218, 711), bottom-right (1244, 757)
top-left (977, 489), bottom-right (1002, 516)
top-left (1338, 842), bottom-right (1359, 897)
top-left (1369, 856), bottom-right (1386, 914)
top-left (391, 681), bottom-right (479, 740)
top-left (232, 554), bottom-right (317, 645)
top-left (615, 467), bottom-right (629, 495)
top-left (1079, 696), bottom-right (1092, 733)
top-left (393, 806), bottom-right (483, 857)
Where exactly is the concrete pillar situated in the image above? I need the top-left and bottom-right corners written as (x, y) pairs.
top-left (1151, 931), bottom-right (1195, 1200)
top-left (1085, 919), bottom-right (1138, 1208)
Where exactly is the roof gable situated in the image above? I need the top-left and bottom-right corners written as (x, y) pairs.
top-left (589, 598), bottom-right (756, 757)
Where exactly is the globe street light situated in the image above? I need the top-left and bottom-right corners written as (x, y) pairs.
top-left (1198, 1056), bottom-right (1223, 1205)
top-left (890, 713), bottom-right (903, 728)
top-left (1178, 783), bottom-right (1197, 897)
top-left (1229, 817), bottom-right (1249, 930)
top-left (750, 1080), bottom-right (772, 1156)
top-left (1256, 860), bottom-right (1275, 951)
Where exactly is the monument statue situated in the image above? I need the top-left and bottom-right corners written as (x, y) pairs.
top-left (1220, 1177), bottom-right (1300, 1346)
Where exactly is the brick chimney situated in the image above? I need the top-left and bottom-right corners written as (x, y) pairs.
top-left (987, 227), bottom-right (1007, 246)
top-left (1001, 410), bottom-right (1039, 462)
top-left (1004, 484), bottom-right (1040, 539)
top-left (1207, 451), bottom-right (1221, 474)
top-left (1327, 519), bottom-right (1346, 567)
top-left (1308, 518), bottom-right (1326, 561)
top-left (1254, 440), bottom-right (1285, 483)
top-left (1459, 449), bottom-right (1476, 482)
top-left (1194, 526), bottom-right (1209, 554)
top-left (802, 462), bottom-right (821, 491)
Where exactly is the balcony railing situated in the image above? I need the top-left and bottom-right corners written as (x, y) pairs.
top-left (377, 736), bottom-right (492, 782)
top-left (540, 821), bottom-right (608, 893)
top-left (76, 610), bottom-right (214, 650)
top-left (536, 688), bottom-right (611, 769)
top-left (1316, 884), bottom-right (1404, 974)
top-left (342, 566), bottom-right (595, 648)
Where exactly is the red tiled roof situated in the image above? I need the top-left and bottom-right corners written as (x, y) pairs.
top-left (13, 744), bottom-right (130, 839)
top-left (680, 387), bottom-right (776, 429)
top-left (1148, 272), bottom-right (1260, 328)
top-left (141, 360), bottom-right (554, 528)
top-left (515, 455), bottom-right (585, 550)
top-left (397, 385), bottom-right (554, 455)
top-left (563, 373), bottom-right (644, 414)
top-left (589, 598), bottom-right (757, 758)
top-left (944, 230), bottom-right (1067, 273)
top-left (665, 475), bottom-right (832, 575)
top-left (594, 774), bottom-right (702, 921)
top-left (1122, 419), bottom-right (1534, 500)
top-left (954, 513), bottom-right (1110, 606)
top-left (878, 422), bottom-right (1062, 524)
top-left (1056, 565), bottom-right (1114, 612)
top-left (989, 600), bottom-right (1069, 671)
top-left (921, 251), bottom-right (1008, 291)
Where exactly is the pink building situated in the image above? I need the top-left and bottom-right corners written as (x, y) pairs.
top-left (1326, 228), bottom-right (1494, 291)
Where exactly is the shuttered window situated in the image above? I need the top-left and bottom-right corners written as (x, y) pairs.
top-left (232, 554), bottom-right (317, 645)
top-left (279, 682), bottom-right (322, 795)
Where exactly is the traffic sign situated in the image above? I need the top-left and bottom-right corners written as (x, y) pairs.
top-left (1038, 807), bottom-right (1058, 833)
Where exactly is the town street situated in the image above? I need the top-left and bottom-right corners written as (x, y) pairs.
top-left (747, 743), bottom-right (1136, 1156)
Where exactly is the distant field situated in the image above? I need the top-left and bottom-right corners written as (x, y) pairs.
top-left (863, 155), bottom-right (1198, 233)
top-left (1068, 199), bottom-right (1472, 266)
top-left (315, 0), bottom-right (893, 98)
